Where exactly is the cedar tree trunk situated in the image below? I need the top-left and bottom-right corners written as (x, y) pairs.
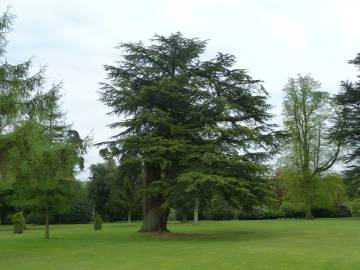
top-left (139, 162), bottom-right (169, 232)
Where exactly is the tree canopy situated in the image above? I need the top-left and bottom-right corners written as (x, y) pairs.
top-left (100, 32), bottom-right (282, 232)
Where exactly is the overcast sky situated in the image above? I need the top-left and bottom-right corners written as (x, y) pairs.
top-left (1, 0), bottom-right (359, 179)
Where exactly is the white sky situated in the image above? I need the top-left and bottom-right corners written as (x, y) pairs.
top-left (1, 0), bottom-right (359, 179)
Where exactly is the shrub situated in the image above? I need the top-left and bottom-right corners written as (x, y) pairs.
top-left (238, 207), bottom-right (285, 220)
top-left (332, 205), bottom-right (352, 217)
top-left (312, 205), bottom-right (351, 218)
top-left (175, 207), bottom-right (193, 222)
top-left (94, 213), bottom-right (102, 230)
top-left (280, 202), bottom-right (305, 218)
top-left (348, 199), bottom-right (360, 217)
top-left (206, 206), bottom-right (236, 221)
top-left (12, 212), bottom-right (25, 234)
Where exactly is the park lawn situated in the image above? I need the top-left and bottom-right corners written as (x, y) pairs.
top-left (1, 219), bottom-right (360, 270)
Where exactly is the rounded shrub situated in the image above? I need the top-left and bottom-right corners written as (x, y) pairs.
top-left (12, 212), bottom-right (25, 234)
top-left (94, 213), bottom-right (102, 230)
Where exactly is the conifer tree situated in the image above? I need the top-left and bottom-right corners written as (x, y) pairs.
top-left (335, 54), bottom-right (360, 170)
top-left (0, 10), bottom-right (87, 238)
top-left (0, 10), bottom-right (45, 222)
top-left (100, 33), bottom-right (281, 232)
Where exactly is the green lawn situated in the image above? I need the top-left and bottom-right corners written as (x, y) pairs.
top-left (1, 219), bottom-right (360, 269)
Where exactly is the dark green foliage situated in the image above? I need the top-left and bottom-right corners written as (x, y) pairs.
top-left (236, 205), bottom-right (351, 220)
top-left (88, 162), bottom-right (112, 218)
top-left (12, 211), bottom-right (25, 234)
top-left (88, 162), bottom-right (143, 222)
top-left (94, 214), bottom-right (102, 230)
top-left (238, 207), bottom-right (285, 220)
top-left (174, 207), bottom-right (192, 222)
top-left (53, 181), bottom-right (92, 224)
top-left (100, 32), bottom-right (281, 231)
top-left (343, 168), bottom-right (360, 198)
top-left (203, 197), bottom-right (237, 221)
top-left (0, 187), bottom-right (14, 224)
top-left (334, 53), bottom-right (360, 180)
top-left (312, 205), bottom-right (351, 218)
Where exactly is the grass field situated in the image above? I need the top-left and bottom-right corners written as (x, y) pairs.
top-left (1, 219), bottom-right (360, 270)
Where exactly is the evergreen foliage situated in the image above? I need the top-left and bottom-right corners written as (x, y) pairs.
top-left (100, 33), bottom-right (282, 232)
top-left (0, 10), bottom-right (87, 239)
top-left (334, 53), bottom-right (360, 170)
top-left (88, 160), bottom-right (142, 222)
top-left (94, 213), bottom-right (102, 230)
top-left (12, 211), bottom-right (25, 234)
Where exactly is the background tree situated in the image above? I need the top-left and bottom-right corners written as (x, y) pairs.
top-left (334, 53), bottom-right (360, 174)
top-left (281, 74), bottom-right (341, 218)
top-left (0, 10), bottom-right (87, 237)
top-left (100, 33), bottom-right (281, 232)
top-left (0, 10), bottom-right (46, 227)
top-left (111, 156), bottom-right (142, 223)
top-left (88, 159), bottom-right (142, 223)
top-left (333, 53), bottom-right (360, 216)
top-left (88, 162), bottom-right (113, 219)
top-left (0, 10), bottom-right (44, 187)
top-left (9, 89), bottom-right (87, 239)
top-left (53, 181), bottom-right (92, 224)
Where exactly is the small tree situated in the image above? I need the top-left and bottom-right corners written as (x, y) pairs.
top-left (94, 213), bottom-right (102, 230)
top-left (12, 212), bottom-right (25, 234)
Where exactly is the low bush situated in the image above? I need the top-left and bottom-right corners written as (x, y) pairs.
top-left (12, 212), bottom-right (25, 234)
top-left (312, 205), bottom-right (351, 218)
top-left (238, 207), bottom-right (285, 220)
top-left (94, 214), bottom-right (102, 230)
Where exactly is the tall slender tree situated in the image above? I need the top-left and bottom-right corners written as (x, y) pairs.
top-left (281, 74), bottom-right (341, 218)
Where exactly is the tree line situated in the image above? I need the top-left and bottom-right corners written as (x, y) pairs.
top-left (0, 10), bottom-right (359, 236)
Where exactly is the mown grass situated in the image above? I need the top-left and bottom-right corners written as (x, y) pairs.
top-left (1, 219), bottom-right (360, 269)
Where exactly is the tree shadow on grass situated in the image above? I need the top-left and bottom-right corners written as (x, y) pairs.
top-left (135, 229), bottom-right (276, 243)
top-left (0, 224), bottom-right (46, 234)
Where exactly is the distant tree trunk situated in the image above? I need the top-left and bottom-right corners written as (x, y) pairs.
top-left (92, 204), bottom-right (95, 222)
top-left (139, 162), bottom-right (169, 232)
top-left (193, 196), bottom-right (199, 225)
top-left (127, 210), bottom-right (132, 223)
top-left (45, 207), bottom-right (50, 239)
top-left (305, 203), bottom-right (313, 219)
top-left (181, 207), bottom-right (188, 223)
top-left (181, 214), bottom-right (187, 223)
top-left (305, 208), bottom-right (313, 219)
top-left (303, 172), bottom-right (314, 220)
